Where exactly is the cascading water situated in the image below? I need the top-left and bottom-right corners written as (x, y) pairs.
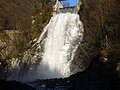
top-left (7, 12), bottom-right (84, 81)
top-left (34, 12), bottom-right (84, 79)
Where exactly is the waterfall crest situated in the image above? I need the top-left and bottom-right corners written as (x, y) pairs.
top-left (35, 12), bottom-right (84, 79)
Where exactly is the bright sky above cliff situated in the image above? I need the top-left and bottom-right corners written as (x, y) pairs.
top-left (60, 0), bottom-right (78, 7)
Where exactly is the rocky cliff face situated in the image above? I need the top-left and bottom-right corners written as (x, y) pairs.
top-left (0, 0), bottom-right (52, 79)
top-left (79, 0), bottom-right (120, 76)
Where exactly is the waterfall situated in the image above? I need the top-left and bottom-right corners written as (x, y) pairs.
top-left (35, 12), bottom-right (84, 79)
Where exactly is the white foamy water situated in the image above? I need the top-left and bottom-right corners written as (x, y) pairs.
top-left (35, 12), bottom-right (84, 79)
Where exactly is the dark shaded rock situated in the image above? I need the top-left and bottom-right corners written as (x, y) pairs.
top-left (68, 54), bottom-right (104, 90)
top-left (69, 54), bottom-right (120, 90)
top-left (0, 80), bottom-right (35, 90)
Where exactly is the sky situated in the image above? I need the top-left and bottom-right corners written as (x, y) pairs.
top-left (60, 0), bottom-right (78, 7)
